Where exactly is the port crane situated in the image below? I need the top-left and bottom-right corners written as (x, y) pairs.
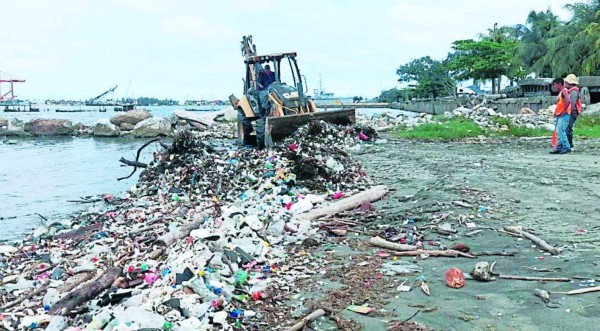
top-left (86, 85), bottom-right (118, 105)
top-left (0, 70), bottom-right (26, 102)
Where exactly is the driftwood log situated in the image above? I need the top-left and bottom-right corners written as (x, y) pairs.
top-left (1, 284), bottom-right (48, 311)
top-left (156, 220), bottom-right (202, 246)
top-left (50, 267), bottom-right (121, 315)
top-left (173, 109), bottom-right (221, 127)
top-left (370, 236), bottom-right (418, 251)
top-left (534, 289), bottom-right (550, 303)
top-left (498, 275), bottom-right (570, 282)
top-left (300, 185), bottom-right (389, 221)
top-left (285, 309), bottom-right (327, 331)
top-left (117, 137), bottom-right (161, 181)
top-left (57, 271), bottom-right (95, 293)
top-left (503, 226), bottom-right (560, 255)
top-left (119, 157), bottom-right (147, 168)
top-left (391, 249), bottom-right (475, 258)
top-left (565, 286), bottom-right (600, 295)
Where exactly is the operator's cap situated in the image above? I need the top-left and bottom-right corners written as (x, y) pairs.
top-left (564, 74), bottom-right (579, 85)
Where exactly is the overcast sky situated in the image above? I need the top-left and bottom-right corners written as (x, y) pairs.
top-left (0, 0), bottom-right (574, 101)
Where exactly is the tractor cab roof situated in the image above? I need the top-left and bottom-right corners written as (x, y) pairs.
top-left (244, 52), bottom-right (297, 64)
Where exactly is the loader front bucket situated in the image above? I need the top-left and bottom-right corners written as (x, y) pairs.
top-left (265, 108), bottom-right (356, 146)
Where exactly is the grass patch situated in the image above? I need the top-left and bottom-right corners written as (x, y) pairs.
top-left (393, 117), bottom-right (484, 140)
top-left (574, 114), bottom-right (600, 138)
top-left (488, 115), bottom-right (549, 137)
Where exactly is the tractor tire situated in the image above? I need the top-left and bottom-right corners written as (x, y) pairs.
top-left (237, 108), bottom-right (253, 146)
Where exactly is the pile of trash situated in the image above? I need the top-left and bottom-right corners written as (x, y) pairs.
top-left (0, 120), bottom-right (378, 330)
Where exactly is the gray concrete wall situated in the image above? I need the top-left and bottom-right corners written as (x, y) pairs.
top-left (391, 96), bottom-right (555, 115)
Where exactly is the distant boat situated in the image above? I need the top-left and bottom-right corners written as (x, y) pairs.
top-left (3, 104), bottom-right (39, 112)
top-left (114, 103), bottom-right (136, 112)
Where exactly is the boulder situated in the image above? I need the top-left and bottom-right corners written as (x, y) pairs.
top-left (219, 106), bottom-right (238, 122)
top-left (1, 119), bottom-right (29, 137)
top-left (525, 123), bottom-right (535, 129)
top-left (119, 123), bottom-right (135, 131)
top-left (542, 123), bottom-right (555, 131)
top-left (517, 107), bottom-right (535, 115)
top-left (486, 108), bottom-right (497, 116)
top-left (93, 118), bottom-right (120, 137)
top-left (24, 119), bottom-right (73, 136)
top-left (0, 117), bottom-right (7, 128)
top-left (110, 110), bottom-right (152, 126)
top-left (131, 117), bottom-right (172, 138)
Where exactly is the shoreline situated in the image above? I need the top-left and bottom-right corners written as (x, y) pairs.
top-left (0, 120), bottom-right (400, 330)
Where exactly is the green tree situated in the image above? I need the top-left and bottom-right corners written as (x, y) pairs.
top-left (516, 9), bottom-right (560, 76)
top-left (447, 39), bottom-right (515, 93)
top-left (537, 1), bottom-right (600, 76)
top-left (396, 56), bottom-right (455, 99)
top-left (377, 88), bottom-right (411, 102)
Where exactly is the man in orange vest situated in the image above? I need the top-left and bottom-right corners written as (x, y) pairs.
top-left (564, 74), bottom-right (582, 151)
top-left (551, 78), bottom-right (571, 154)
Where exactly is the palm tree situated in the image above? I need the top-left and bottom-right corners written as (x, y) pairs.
top-left (538, 1), bottom-right (600, 77)
top-left (516, 9), bottom-right (560, 77)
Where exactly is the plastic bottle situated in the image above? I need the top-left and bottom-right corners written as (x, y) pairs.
top-left (235, 270), bottom-right (248, 285)
top-left (43, 288), bottom-right (60, 308)
top-left (45, 316), bottom-right (68, 331)
top-left (86, 310), bottom-right (112, 330)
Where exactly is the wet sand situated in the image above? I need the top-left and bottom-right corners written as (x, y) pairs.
top-left (293, 136), bottom-right (600, 330)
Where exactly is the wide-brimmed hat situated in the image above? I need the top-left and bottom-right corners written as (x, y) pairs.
top-left (564, 74), bottom-right (579, 85)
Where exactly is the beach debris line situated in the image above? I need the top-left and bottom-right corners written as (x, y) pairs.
top-left (0, 119), bottom-right (381, 330)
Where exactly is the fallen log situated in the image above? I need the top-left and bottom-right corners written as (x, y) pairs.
top-left (117, 137), bottom-right (161, 181)
top-left (391, 249), bottom-right (475, 258)
top-left (503, 226), bottom-right (560, 255)
top-left (173, 109), bottom-right (222, 127)
top-left (534, 289), bottom-right (550, 303)
top-left (370, 236), bottom-right (418, 252)
top-left (1, 284), bottom-right (47, 311)
top-left (55, 223), bottom-right (102, 240)
top-left (473, 250), bottom-right (519, 257)
top-left (119, 157), bottom-right (147, 168)
top-left (51, 267), bottom-right (121, 315)
top-left (498, 275), bottom-right (570, 282)
top-left (285, 308), bottom-right (327, 331)
top-left (564, 286), bottom-right (600, 295)
top-left (300, 185), bottom-right (389, 221)
top-left (156, 220), bottom-right (202, 246)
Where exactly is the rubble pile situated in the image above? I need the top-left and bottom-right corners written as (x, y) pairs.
top-left (443, 105), bottom-right (556, 132)
top-left (0, 121), bottom-right (378, 330)
top-left (359, 105), bottom-right (559, 133)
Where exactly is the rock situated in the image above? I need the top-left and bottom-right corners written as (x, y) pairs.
top-left (518, 107), bottom-right (535, 115)
top-left (93, 118), bottom-right (120, 137)
top-left (0, 117), bottom-right (7, 128)
top-left (24, 119), bottom-right (73, 136)
top-left (220, 106), bottom-right (238, 122)
top-left (110, 109), bottom-right (152, 126)
top-left (542, 123), bottom-right (555, 131)
top-left (486, 109), bottom-right (497, 116)
top-left (0, 119), bottom-right (29, 137)
top-left (471, 261), bottom-right (495, 282)
top-left (119, 122), bottom-right (135, 131)
top-left (525, 123), bottom-right (535, 129)
top-left (131, 117), bottom-right (172, 138)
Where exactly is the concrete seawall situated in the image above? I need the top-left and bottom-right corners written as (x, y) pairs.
top-left (390, 96), bottom-right (555, 115)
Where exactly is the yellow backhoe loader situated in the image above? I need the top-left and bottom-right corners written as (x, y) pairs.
top-left (229, 36), bottom-right (356, 148)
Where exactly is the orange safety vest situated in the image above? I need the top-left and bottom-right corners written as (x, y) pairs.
top-left (554, 88), bottom-right (571, 116)
top-left (568, 86), bottom-right (582, 114)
